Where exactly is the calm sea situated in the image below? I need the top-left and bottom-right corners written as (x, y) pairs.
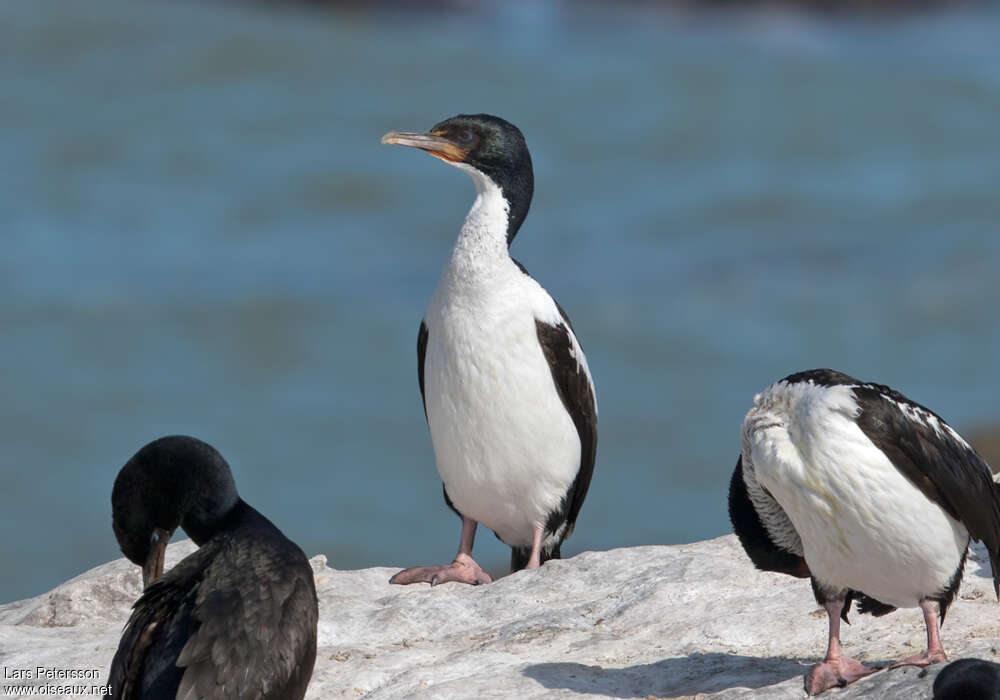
top-left (1, 0), bottom-right (999, 603)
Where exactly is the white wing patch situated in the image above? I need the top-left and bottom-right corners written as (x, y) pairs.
top-left (876, 392), bottom-right (974, 451)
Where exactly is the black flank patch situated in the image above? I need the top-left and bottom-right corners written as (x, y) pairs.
top-left (534, 317), bottom-right (597, 556)
top-left (728, 456), bottom-right (811, 579)
top-left (851, 383), bottom-right (1000, 599)
top-left (416, 320), bottom-right (429, 420)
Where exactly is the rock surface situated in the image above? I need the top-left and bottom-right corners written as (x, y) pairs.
top-left (1, 535), bottom-right (997, 699)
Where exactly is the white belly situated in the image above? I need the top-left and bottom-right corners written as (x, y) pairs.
top-left (423, 299), bottom-right (580, 547)
top-left (748, 411), bottom-right (967, 608)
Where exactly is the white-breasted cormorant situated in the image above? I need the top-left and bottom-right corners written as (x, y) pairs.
top-left (730, 369), bottom-right (1000, 695)
top-left (382, 114), bottom-right (598, 585)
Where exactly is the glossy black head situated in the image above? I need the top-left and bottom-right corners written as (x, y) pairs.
top-left (383, 113), bottom-right (534, 245)
top-left (112, 435), bottom-right (240, 585)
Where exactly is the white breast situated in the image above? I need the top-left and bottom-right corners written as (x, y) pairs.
top-left (743, 381), bottom-right (968, 608)
top-left (423, 262), bottom-right (581, 548)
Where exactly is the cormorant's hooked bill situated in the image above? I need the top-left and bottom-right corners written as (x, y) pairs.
top-left (381, 113), bottom-right (502, 165)
top-left (381, 130), bottom-right (469, 163)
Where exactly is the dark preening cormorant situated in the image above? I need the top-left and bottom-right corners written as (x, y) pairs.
top-left (381, 114), bottom-right (598, 585)
top-left (106, 435), bottom-right (318, 700)
top-left (730, 369), bottom-right (1000, 695)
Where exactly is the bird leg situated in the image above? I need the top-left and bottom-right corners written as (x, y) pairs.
top-left (891, 598), bottom-right (948, 668)
top-left (805, 597), bottom-right (880, 695)
top-left (389, 516), bottom-right (493, 586)
top-left (523, 525), bottom-right (545, 569)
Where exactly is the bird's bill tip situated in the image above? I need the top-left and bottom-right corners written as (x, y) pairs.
top-left (381, 131), bottom-right (465, 162)
top-left (141, 527), bottom-right (173, 589)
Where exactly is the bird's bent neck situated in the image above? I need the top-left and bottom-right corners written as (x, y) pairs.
top-left (187, 498), bottom-right (280, 545)
top-left (444, 166), bottom-right (515, 287)
top-left (184, 495), bottom-right (245, 544)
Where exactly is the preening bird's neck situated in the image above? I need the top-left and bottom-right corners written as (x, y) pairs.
top-left (185, 497), bottom-right (251, 544)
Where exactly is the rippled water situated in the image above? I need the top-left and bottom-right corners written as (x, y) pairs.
top-left (1, 0), bottom-right (999, 603)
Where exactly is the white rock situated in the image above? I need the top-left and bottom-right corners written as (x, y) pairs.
top-left (1, 536), bottom-right (997, 699)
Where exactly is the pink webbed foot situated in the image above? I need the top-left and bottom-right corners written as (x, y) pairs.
top-left (389, 553), bottom-right (493, 586)
top-left (888, 598), bottom-right (948, 669)
top-left (890, 649), bottom-right (948, 669)
top-left (805, 656), bottom-right (881, 695)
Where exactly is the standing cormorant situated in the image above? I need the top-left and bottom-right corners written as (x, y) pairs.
top-left (730, 369), bottom-right (1000, 695)
top-left (106, 435), bottom-right (318, 700)
top-left (382, 114), bottom-right (598, 585)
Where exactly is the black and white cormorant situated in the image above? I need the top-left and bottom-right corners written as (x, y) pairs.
top-left (381, 114), bottom-right (598, 585)
top-left (729, 369), bottom-right (1000, 695)
top-left (106, 435), bottom-right (318, 700)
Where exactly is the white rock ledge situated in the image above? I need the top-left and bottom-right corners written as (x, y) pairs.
top-left (1, 535), bottom-right (998, 699)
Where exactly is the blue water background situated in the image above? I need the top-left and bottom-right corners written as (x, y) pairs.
top-left (1, 0), bottom-right (999, 603)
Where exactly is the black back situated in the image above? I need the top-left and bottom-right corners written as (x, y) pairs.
top-left (108, 503), bottom-right (317, 700)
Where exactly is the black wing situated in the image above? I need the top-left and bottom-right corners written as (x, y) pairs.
top-left (417, 320), bottom-right (428, 420)
top-left (106, 550), bottom-right (206, 700)
top-left (728, 456), bottom-right (810, 578)
top-left (535, 307), bottom-right (597, 541)
top-left (108, 533), bottom-right (317, 700)
top-left (853, 383), bottom-right (1000, 597)
top-left (174, 532), bottom-right (317, 700)
top-left (418, 320), bottom-right (464, 519)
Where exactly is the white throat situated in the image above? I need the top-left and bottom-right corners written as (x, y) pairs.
top-left (444, 163), bottom-right (512, 283)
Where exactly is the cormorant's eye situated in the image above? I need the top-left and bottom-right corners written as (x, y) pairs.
top-left (457, 129), bottom-right (474, 143)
